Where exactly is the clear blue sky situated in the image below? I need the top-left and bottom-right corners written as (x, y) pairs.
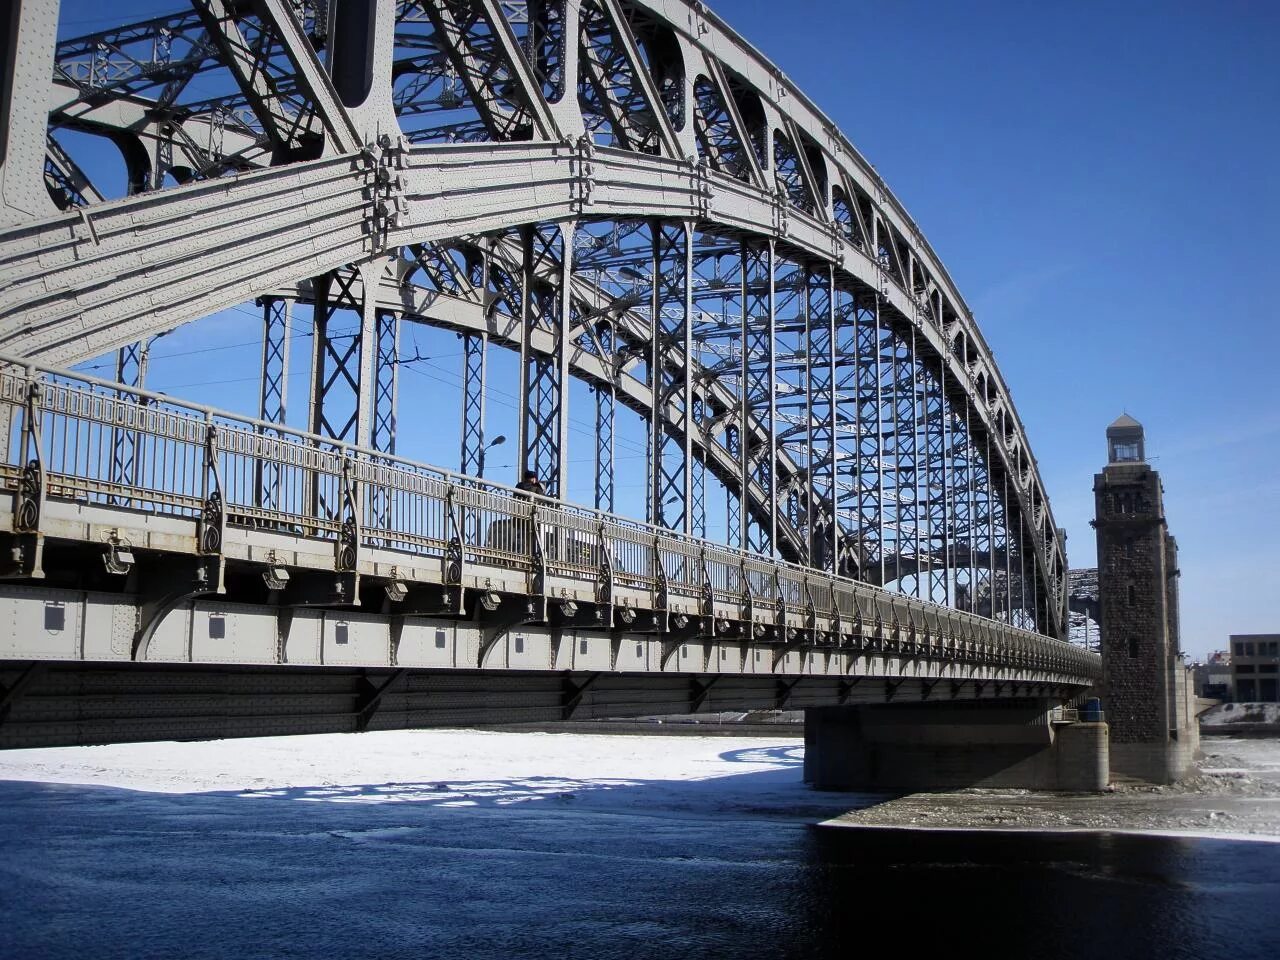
top-left (709, 0), bottom-right (1279, 658)
top-left (56, 1), bottom-right (1278, 658)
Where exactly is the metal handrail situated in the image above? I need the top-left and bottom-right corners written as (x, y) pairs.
top-left (0, 355), bottom-right (1100, 680)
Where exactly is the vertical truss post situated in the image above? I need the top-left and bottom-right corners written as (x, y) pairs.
top-left (877, 301), bottom-right (898, 588)
top-left (939, 363), bottom-right (954, 607)
top-left (517, 227), bottom-right (535, 482)
top-left (594, 372), bottom-right (615, 511)
top-left (587, 265), bottom-right (615, 512)
top-left (367, 308), bottom-right (398, 534)
top-left (464, 240), bottom-right (493, 479)
top-left (109, 339), bottom-right (151, 505)
top-left (691, 391), bottom-right (706, 538)
top-left (516, 227), bottom-right (532, 476)
top-left (724, 423), bottom-right (741, 547)
top-left (519, 223), bottom-right (569, 495)
top-left (805, 262), bottom-right (837, 572)
top-left (821, 270), bottom-right (838, 570)
top-left (461, 332), bottom-right (488, 476)
top-left (256, 295), bottom-right (291, 511)
top-left (979, 433), bottom-right (996, 619)
top-left (800, 263), bottom-right (816, 566)
top-left (308, 266), bottom-right (364, 444)
top-left (855, 295), bottom-right (885, 585)
top-left (258, 296), bottom-right (291, 425)
top-left (1016, 499), bottom-right (1028, 630)
top-left (890, 321), bottom-right (908, 593)
top-left (1001, 469), bottom-right (1013, 623)
top-left (956, 414), bottom-right (968, 617)
top-left (371, 309), bottom-right (398, 454)
top-left (832, 286), bottom-right (858, 577)
top-left (923, 358), bottom-right (949, 605)
top-left (649, 219), bottom-right (692, 533)
top-left (965, 407), bottom-right (981, 615)
top-left (988, 451), bottom-right (1004, 622)
top-left (307, 266), bottom-right (368, 525)
top-left (1006, 473), bottom-right (1019, 626)
top-left (557, 223), bottom-right (574, 496)
top-left (910, 327), bottom-right (925, 599)
top-left (355, 260), bottom-right (386, 449)
top-left (741, 238), bottom-right (776, 554)
top-left (1032, 523), bottom-right (1042, 634)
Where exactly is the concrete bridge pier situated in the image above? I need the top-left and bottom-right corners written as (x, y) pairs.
top-left (803, 701), bottom-right (1109, 792)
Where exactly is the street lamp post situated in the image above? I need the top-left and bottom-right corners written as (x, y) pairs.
top-left (478, 434), bottom-right (506, 479)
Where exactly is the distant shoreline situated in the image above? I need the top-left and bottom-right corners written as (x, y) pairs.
top-left (1201, 725), bottom-right (1280, 738)
top-left (816, 820), bottom-right (1280, 844)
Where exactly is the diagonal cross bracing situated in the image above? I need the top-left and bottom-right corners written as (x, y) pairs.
top-left (0, 0), bottom-right (1072, 641)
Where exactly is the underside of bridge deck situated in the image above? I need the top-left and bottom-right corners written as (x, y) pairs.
top-left (0, 659), bottom-right (1091, 751)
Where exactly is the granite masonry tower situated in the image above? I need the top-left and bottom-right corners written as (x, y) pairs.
top-left (1092, 415), bottom-right (1197, 783)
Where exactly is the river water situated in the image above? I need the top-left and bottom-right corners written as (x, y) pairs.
top-left (1, 732), bottom-right (1278, 959)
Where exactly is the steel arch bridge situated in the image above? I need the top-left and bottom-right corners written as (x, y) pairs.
top-left (0, 0), bottom-right (1087, 728)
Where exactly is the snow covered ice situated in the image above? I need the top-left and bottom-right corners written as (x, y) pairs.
top-left (0, 728), bottom-right (850, 816)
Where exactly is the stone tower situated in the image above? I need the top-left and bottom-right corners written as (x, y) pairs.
top-left (1092, 415), bottom-right (1195, 783)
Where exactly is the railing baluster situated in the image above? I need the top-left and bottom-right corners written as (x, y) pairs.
top-left (0, 352), bottom-right (1093, 679)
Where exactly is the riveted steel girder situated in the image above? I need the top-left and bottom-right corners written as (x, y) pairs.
top-left (0, 0), bottom-right (1069, 639)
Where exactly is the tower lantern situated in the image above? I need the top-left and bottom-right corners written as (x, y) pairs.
top-left (1106, 413), bottom-right (1145, 464)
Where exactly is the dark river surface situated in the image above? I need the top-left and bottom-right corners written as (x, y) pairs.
top-left (1, 778), bottom-right (1277, 960)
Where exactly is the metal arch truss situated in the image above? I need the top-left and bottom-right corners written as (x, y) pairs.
top-left (0, 0), bottom-right (1069, 640)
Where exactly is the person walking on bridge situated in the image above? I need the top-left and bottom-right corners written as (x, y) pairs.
top-left (515, 470), bottom-right (545, 498)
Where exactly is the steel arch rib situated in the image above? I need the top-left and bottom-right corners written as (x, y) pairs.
top-left (0, 0), bottom-right (1065, 637)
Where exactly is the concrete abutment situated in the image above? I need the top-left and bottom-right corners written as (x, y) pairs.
top-left (803, 701), bottom-right (1109, 792)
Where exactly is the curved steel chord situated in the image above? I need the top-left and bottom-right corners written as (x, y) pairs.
top-left (0, 0), bottom-right (1067, 638)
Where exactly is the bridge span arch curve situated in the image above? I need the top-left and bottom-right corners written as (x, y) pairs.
top-left (0, 0), bottom-right (1066, 640)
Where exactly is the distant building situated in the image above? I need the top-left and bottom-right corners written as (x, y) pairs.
top-left (1230, 634), bottom-right (1280, 702)
top-left (1192, 650), bottom-right (1233, 700)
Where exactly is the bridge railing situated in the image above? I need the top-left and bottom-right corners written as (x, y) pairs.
top-left (0, 357), bottom-right (1100, 681)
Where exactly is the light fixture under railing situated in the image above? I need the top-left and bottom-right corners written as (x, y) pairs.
top-left (262, 566), bottom-right (290, 591)
top-left (102, 543), bottom-right (134, 576)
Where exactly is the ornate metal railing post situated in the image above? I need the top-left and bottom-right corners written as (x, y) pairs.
top-left (13, 370), bottom-right (46, 576)
top-left (652, 534), bottom-right (669, 632)
top-left (336, 453), bottom-right (360, 574)
top-left (739, 558), bottom-right (755, 635)
top-left (443, 482), bottom-right (465, 616)
top-left (198, 418), bottom-right (226, 559)
top-left (698, 547), bottom-right (714, 633)
top-left (595, 521), bottom-right (614, 624)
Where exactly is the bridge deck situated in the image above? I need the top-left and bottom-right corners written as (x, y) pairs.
top-left (0, 357), bottom-right (1097, 693)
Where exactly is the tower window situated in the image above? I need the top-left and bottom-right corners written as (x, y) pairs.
top-left (1112, 441), bottom-right (1140, 462)
top-left (1127, 584), bottom-right (1136, 606)
top-left (1128, 637), bottom-right (1139, 658)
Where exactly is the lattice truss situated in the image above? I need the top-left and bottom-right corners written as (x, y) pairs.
top-left (0, 0), bottom-right (1066, 637)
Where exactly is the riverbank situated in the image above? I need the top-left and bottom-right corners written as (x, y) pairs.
top-left (825, 736), bottom-right (1280, 840)
top-left (1201, 701), bottom-right (1280, 738)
